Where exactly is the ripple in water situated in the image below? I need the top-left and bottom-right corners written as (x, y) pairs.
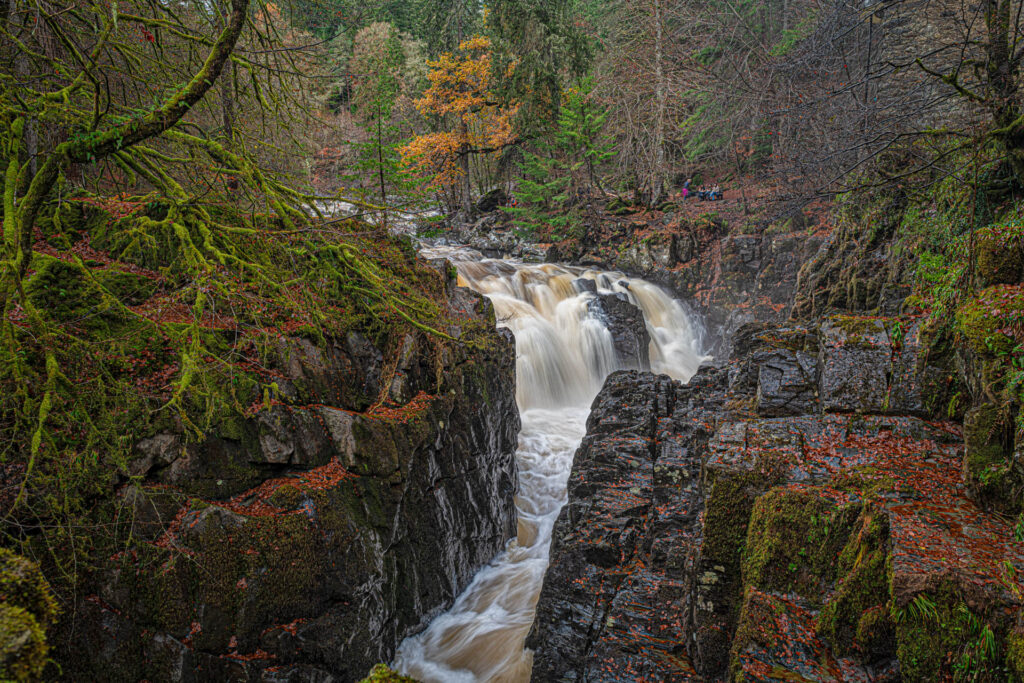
top-left (394, 247), bottom-right (710, 682)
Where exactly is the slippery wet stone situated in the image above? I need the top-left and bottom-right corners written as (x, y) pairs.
top-left (530, 318), bottom-right (1024, 682)
top-left (64, 286), bottom-right (521, 682)
top-left (587, 293), bottom-right (652, 371)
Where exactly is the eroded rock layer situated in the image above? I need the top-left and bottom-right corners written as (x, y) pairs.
top-left (61, 283), bottom-right (520, 681)
top-left (529, 318), bottom-right (1024, 682)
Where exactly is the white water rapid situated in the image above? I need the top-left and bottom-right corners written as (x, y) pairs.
top-left (393, 247), bottom-right (709, 682)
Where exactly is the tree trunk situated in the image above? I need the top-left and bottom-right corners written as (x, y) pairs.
top-left (460, 118), bottom-right (472, 215)
top-left (651, 0), bottom-right (667, 207)
top-left (985, 0), bottom-right (1024, 183)
top-left (222, 63), bottom-right (238, 194)
top-left (377, 110), bottom-right (388, 226)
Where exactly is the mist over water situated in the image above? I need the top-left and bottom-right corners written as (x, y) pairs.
top-left (393, 248), bottom-right (709, 682)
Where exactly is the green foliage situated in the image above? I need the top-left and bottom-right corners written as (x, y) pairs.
top-left (892, 588), bottom-right (1008, 682)
top-left (487, 0), bottom-right (590, 129)
top-left (345, 22), bottom-right (424, 212)
top-left (768, 12), bottom-right (819, 57)
top-left (412, 0), bottom-right (481, 53)
top-left (504, 80), bottom-right (613, 240)
top-left (359, 663), bottom-right (418, 682)
top-left (1, 196), bottom-right (459, 594)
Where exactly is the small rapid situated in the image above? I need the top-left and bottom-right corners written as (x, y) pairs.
top-left (393, 247), bottom-right (709, 682)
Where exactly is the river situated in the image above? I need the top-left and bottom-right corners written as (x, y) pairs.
top-left (393, 247), bottom-right (709, 682)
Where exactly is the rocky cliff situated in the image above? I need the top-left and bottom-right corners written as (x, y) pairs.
top-left (56, 274), bottom-right (520, 681)
top-left (528, 318), bottom-right (1024, 682)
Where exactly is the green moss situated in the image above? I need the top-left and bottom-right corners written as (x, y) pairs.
top-left (359, 663), bottom-right (418, 682)
top-left (0, 604), bottom-right (48, 681)
top-left (1007, 630), bottom-right (1024, 679)
top-left (0, 550), bottom-right (57, 681)
top-left (963, 404), bottom-right (1019, 512)
top-left (268, 484), bottom-right (304, 510)
top-left (606, 197), bottom-right (637, 216)
top-left (956, 285), bottom-right (1024, 356)
top-left (855, 605), bottom-right (895, 659)
top-left (827, 314), bottom-right (887, 347)
top-left (815, 507), bottom-right (891, 655)
top-left (830, 465), bottom-right (898, 497)
top-left (728, 586), bottom-right (785, 681)
top-left (976, 222), bottom-right (1024, 287)
top-left (703, 470), bottom-right (768, 570)
top-left (741, 488), bottom-right (859, 603)
top-left (0, 550), bottom-right (58, 630)
top-left (92, 268), bottom-right (158, 305)
top-left (893, 585), bottom-right (1005, 682)
top-left (25, 257), bottom-right (97, 323)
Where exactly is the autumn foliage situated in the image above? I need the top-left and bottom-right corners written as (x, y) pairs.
top-left (400, 36), bottom-right (517, 209)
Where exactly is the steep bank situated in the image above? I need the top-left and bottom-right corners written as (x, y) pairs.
top-left (64, 280), bottom-right (520, 680)
top-left (1, 197), bottom-right (522, 680)
top-left (526, 166), bottom-right (1024, 681)
top-left (529, 319), bottom-right (1023, 681)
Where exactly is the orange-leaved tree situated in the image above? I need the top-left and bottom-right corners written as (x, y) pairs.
top-left (400, 36), bottom-right (517, 215)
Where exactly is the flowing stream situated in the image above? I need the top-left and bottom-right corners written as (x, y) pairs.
top-left (393, 247), bottom-right (709, 682)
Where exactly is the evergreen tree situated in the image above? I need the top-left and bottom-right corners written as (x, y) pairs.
top-left (506, 80), bottom-right (612, 238)
top-left (348, 22), bottom-right (418, 221)
top-left (414, 0), bottom-right (482, 54)
top-left (487, 0), bottom-right (591, 130)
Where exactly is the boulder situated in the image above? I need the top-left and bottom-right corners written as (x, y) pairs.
top-left (588, 293), bottom-right (651, 371)
top-left (819, 316), bottom-right (890, 413)
top-left (476, 188), bottom-right (508, 213)
top-left (0, 550), bottom-right (58, 681)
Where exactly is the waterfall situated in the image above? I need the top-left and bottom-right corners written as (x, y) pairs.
top-left (393, 248), bottom-right (709, 682)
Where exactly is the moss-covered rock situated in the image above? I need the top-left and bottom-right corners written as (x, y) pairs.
top-left (0, 604), bottom-right (48, 681)
top-left (975, 222), bottom-right (1024, 287)
top-left (0, 550), bottom-right (58, 681)
top-left (893, 587), bottom-right (1005, 683)
top-left (741, 488), bottom-right (859, 603)
top-left (25, 257), bottom-right (96, 323)
top-left (1007, 629), bottom-right (1024, 679)
top-left (92, 268), bottom-right (159, 305)
top-left (605, 197), bottom-right (637, 216)
top-left (0, 550), bottom-right (58, 631)
top-left (359, 663), bottom-right (418, 682)
top-left (815, 507), bottom-right (891, 657)
top-left (956, 284), bottom-right (1024, 356)
top-left (963, 403), bottom-right (1019, 513)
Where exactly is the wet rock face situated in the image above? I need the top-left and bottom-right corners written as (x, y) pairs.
top-left (561, 217), bottom-right (825, 357)
top-left (60, 287), bottom-right (521, 681)
top-left (530, 317), bottom-right (1024, 683)
top-left (528, 369), bottom-right (725, 682)
top-left (587, 293), bottom-right (651, 371)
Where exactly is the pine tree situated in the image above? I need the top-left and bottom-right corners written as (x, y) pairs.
top-left (348, 22), bottom-right (418, 222)
top-left (506, 80), bottom-right (613, 239)
top-left (487, 0), bottom-right (591, 130)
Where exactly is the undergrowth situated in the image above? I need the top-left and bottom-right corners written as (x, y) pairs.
top-left (0, 192), bottom-right (467, 591)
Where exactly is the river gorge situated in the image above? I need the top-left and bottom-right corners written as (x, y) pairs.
top-left (394, 248), bottom-right (709, 682)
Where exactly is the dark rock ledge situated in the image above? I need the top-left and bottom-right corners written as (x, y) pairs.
top-left (60, 284), bottom-right (520, 682)
top-left (528, 318), bottom-right (1024, 682)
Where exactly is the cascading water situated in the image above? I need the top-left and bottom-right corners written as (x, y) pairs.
top-left (393, 247), bottom-right (709, 682)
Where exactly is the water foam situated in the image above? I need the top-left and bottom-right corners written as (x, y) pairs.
top-left (393, 248), bottom-right (709, 682)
